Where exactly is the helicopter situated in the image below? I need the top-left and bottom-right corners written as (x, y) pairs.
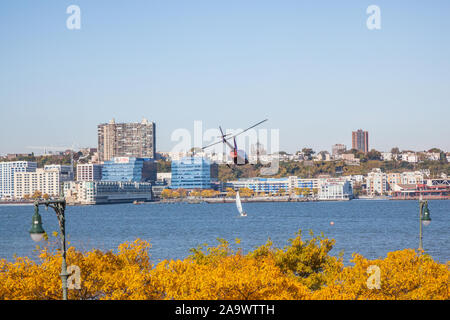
top-left (201, 119), bottom-right (268, 166)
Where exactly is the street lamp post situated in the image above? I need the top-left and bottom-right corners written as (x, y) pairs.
top-left (418, 196), bottom-right (431, 251)
top-left (29, 199), bottom-right (69, 300)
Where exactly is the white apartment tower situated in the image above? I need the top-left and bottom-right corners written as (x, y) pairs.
top-left (13, 168), bottom-right (61, 199)
top-left (0, 161), bottom-right (37, 198)
top-left (366, 168), bottom-right (388, 195)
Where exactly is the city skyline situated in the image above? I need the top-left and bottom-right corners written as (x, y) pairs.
top-left (1, 123), bottom-right (449, 156)
top-left (1, 1), bottom-right (450, 154)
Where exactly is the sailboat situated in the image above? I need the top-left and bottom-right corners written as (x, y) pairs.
top-left (236, 191), bottom-right (247, 217)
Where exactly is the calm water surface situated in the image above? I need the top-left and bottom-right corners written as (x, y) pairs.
top-left (0, 200), bottom-right (448, 264)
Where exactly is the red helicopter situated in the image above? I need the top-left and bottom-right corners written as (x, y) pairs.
top-left (201, 119), bottom-right (268, 166)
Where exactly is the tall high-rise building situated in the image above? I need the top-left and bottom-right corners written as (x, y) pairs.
top-left (352, 129), bottom-right (369, 153)
top-left (98, 118), bottom-right (156, 162)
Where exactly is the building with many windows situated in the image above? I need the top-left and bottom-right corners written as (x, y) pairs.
top-left (64, 181), bottom-right (152, 205)
top-left (0, 161), bottom-right (37, 198)
top-left (13, 168), bottom-right (61, 199)
top-left (170, 157), bottom-right (217, 189)
top-left (332, 144), bottom-right (347, 157)
top-left (98, 118), bottom-right (156, 162)
top-left (366, 168), bottom-right (388, 195)
top-left (224, 176), bottom-right (352, 199)
top-left (44, 164), bottom-right (74, 182)
top-left (318, 180), bottom-right (353, 200)
top-left (101, 157), bottom-right (157, 183)
top-left (225, 176), bottom-right (320, 194)
top-left (352, 129), bottom-right (369, 153)
top-left (400, 152), bottom-right (418, 163)
top-left (76, 163), bottom-right (103, 181)
top-left (225, 177), bottom-right (291, 194)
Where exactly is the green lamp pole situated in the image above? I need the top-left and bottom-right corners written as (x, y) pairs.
top-left (29, 199), bottom-right (69, 300)
top-left (418, 196), bottom-right (431, 251)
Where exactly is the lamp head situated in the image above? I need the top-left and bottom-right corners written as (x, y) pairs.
top-left (421, 202), bottom-right (431, 226)
top-left (29, 204), bottom-right (45, 242)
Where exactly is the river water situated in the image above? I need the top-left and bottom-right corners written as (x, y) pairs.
top-left (0, 200), bottom-right (448, 264)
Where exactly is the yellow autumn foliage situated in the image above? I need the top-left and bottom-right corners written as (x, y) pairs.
top-left (0, 230), bottom-right (448, 300)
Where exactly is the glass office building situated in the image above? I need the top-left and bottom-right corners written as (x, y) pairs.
top-left (171, 157), bottom-right (213, 189)
top-left (101, 157), bottom-right (156, 182)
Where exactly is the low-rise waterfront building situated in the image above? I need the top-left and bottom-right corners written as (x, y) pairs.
top-left (151, 182), bottom-right (168, 200)
top-left (225, 176), bottom-right (320, 195)
top-left (400, 171), bottom-right (424, 185)
top-left (64, 181), bottom-right (152, 205)
top-left (386, 171), bottom-right (425, 193)
top-left (391, 182), bottom-right (450, 200)
top-left (318, 180), bottom-right (353, 200)
top-left (225, 177), bottom-right (291, 194)
top-left (366, 168), bottom-right (388, 195)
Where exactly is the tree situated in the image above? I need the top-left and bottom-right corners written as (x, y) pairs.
top-left (176, 189), bottom-right (187, 198)
top-left (0, 231), bottom-right (448, 300)
top-left (157, 160), bottom-right (171, 173)
top-left (160, 189), bottom-right (172, 199)
top-left (391, 147), bottom-right (400, 154)
top-left (302, 148), bottom-right (315, 160)
top-left (225, 188), bottom-right (236, 198)
top-left (171, 191), bottom-right (181, 198)
top-left (367, 149), bottom-right (382, 161)
top-left (190, 189), bottom-right (202, 198)
top-left (239, 187), bottom-right (254, 198)
top-left (201, 189), bottom-right (217, 198)
top-left (32, 190), bottom-right (42, 199)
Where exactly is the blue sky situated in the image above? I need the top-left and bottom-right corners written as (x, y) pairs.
top-left (1, 1), bottom-right (449, 154)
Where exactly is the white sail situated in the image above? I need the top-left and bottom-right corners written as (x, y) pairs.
top-left (236, 191), bottom-right (243, 214)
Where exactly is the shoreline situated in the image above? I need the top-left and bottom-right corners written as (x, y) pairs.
top-left (1, 196), bottom-right (449, 207)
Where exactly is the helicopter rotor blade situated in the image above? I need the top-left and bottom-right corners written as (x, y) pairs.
top-left (201, 119), bottom-right (268, 150)
top-left (201, 139), bottom-right (225, 150)
top-left (228, 119), bottom-right (268, 140)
